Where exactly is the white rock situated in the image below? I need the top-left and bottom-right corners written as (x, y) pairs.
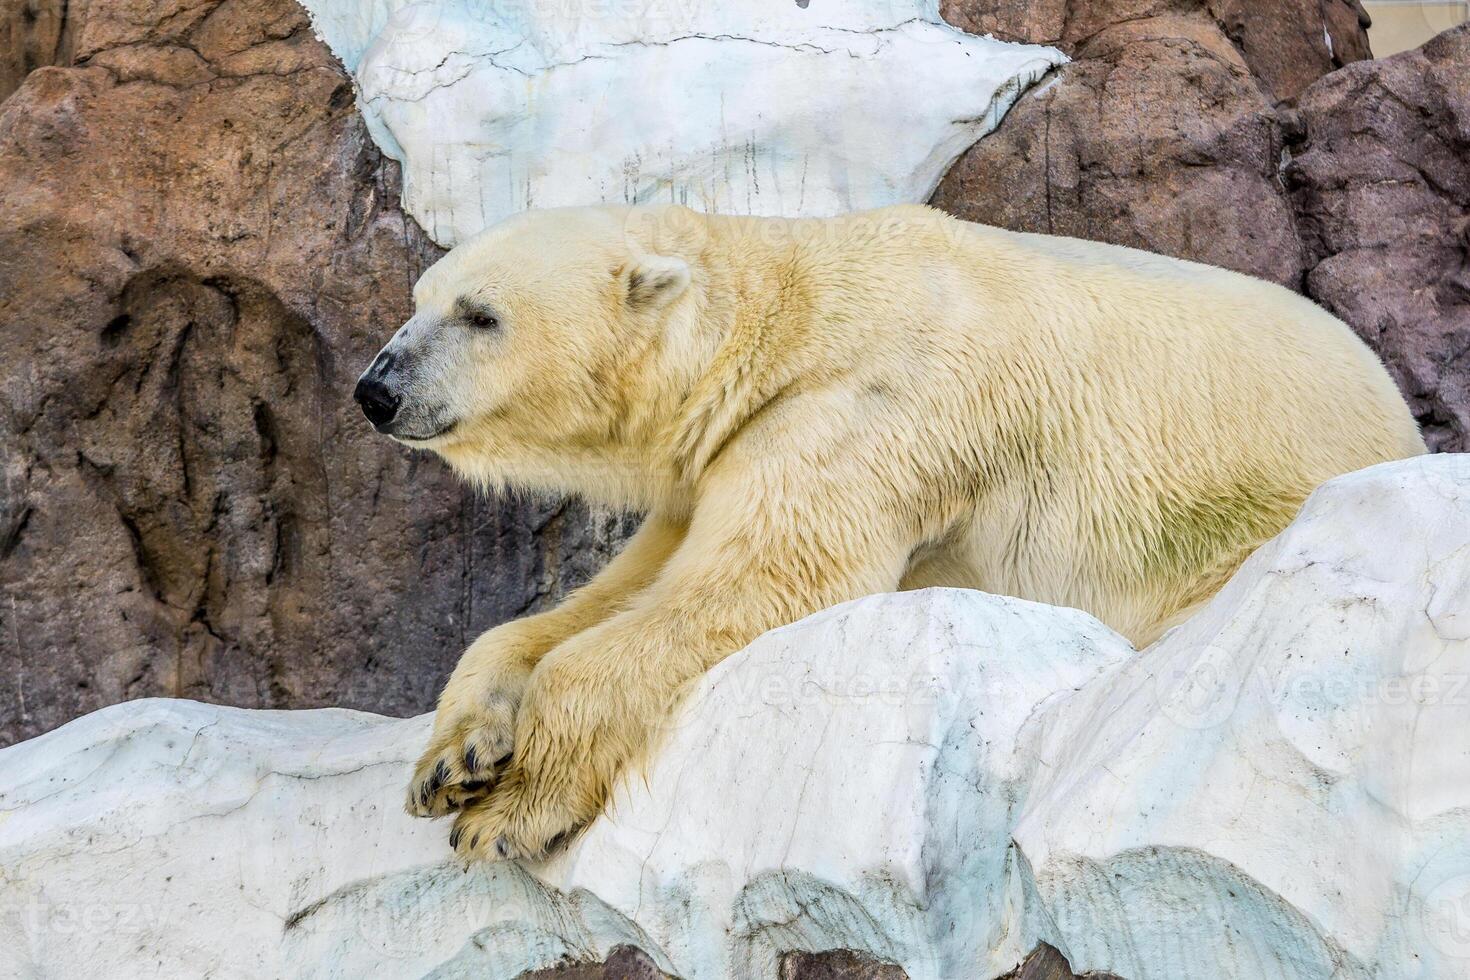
top-left (3, 454), bottom-right (1468, 979)
top-left (293, 0), bottom-right (1066, 245)
top-left (1013, 454), bottom-right (1470, 980)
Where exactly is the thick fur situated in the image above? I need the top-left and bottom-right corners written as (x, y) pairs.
top-left (372, 204), bottom-right (1424, 860)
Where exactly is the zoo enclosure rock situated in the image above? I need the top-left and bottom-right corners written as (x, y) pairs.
top-left (940, 0), bottom-right (1373, 103)
top-left (932, 0), bottom-right (1373, 288)
top-left (1286, 24), bottom-right (1470, 454)
top-left (0, 0), bottom-right (635, 745)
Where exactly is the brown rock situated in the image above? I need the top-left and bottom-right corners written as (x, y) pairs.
top-left (519, 946), bottom-right (673, 979)
top-left (513, 943), bottom-right (1123, 979)
top-left (0, 0), bottom-right (633, 744)
top-left (514, 945), bottom-right (1119, 979)
top-left (516, 944), bottom-right (1123, 979)
top-left (932, 8), bottom-right (1307, 287)
top-left (1202, 0), bottom-right (1372, 103)
top-left (940, 0), bottom-right (1372, 102)
top-left (932, 1), bottom-right (1377, 285)
top-left (780, 949), bottom-right (908, 980)
top-left (997, 943), bottom-right (1125, 979)
top-left (1286, 24), bottom-right (1470, 453)
top-left (0, 0), bottom-right (78, 100)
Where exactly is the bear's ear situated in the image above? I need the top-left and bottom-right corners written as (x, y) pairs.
top-left (623, 255), bottom-right (690, 311)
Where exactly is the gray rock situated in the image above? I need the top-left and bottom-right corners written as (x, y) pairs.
top-left (1288, 24), bottom-right (1470, 453)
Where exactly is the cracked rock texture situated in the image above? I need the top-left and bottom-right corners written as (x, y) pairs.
top-left (0, 0), bottom-right (75, 100)
top-left (931, 0), bottom-right (1374, 287)
top-left (0, 0), bottom-right (636, 746)
top-left (520, 946), bottom-right (675, 979)
top-left (940, 0), bottom-right (1373, 103)
top-left (931, 6), bottom-right (1469, 451)
top-left (2, 455), bottom-right (1468, 978)
top-left (1286, 24), bottom-right (1470, 454)
top-left (295, 0), bottom-right (1065, 246)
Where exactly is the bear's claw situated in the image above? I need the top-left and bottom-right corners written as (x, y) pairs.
top-left (445, 773), bottom-right (590, 865)
top-left (406, 697), bottom-right (518, 818)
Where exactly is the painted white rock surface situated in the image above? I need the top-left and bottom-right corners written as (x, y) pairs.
top-left (1013, 453), bottom-right (1470, 980)
top-left (293, 0), bottom-right (1066, 245)
top-left (2, 454), bottom-right (1468, 979)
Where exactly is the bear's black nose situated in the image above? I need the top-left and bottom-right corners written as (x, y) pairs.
top-left (354, 377), bottom-right (400, 429)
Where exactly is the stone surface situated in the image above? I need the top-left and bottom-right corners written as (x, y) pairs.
top-left (780, 949), bottom-right (908, 980)
top-left (521, 946), bottom-right (673, 980)
top-left (295, 0), bottom-right (1066, 246)
top-left (998, 944), bottom-right (1118, 980)
top-left (4, 455), bottom-right (1469, 979)
top-left (939, 0), bottom-right (1373, 103)
top-left (932, 6), bottom-right (1308, 287)
top-left (0, 0), bottom-right (636, 746)
top-left (1287, 24), bottom-right (1470, 454)
top-left (0, 0), bottom-right (75, 100)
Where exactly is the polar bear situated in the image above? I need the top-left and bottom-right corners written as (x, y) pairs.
top-left (355, 204), bottom-right (1423, 860)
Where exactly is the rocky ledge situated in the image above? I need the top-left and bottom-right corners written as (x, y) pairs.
top-left (3, 454), bottom-right (1469, 978)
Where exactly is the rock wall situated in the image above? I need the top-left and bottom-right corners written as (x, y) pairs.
top-left (1288, 26), bottom-right (1470, 454)
top-left (0, 0), bottom-right (636, 745)
top-left (932, 0), bottom-right (1320, 287)
top-left (0, 0), bottom-right (76, 100)
top-left (940, 0), bottom-right (1373, 103)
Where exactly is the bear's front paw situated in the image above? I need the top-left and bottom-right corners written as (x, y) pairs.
top-left (447, 765), bottom-right (589, 863)
top-left (406, 693), bottom-right (517, 818)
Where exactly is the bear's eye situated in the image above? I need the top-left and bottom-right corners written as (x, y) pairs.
top-left (466, 310), bottom-right (499, 330)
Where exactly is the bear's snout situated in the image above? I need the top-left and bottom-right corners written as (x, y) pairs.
top-left (354, 376), bottom-right (401, 430)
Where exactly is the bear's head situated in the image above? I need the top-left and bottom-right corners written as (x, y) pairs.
top-left (354, 206), bottom-right (701, 502)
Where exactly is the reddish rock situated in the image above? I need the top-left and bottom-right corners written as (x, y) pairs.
top-left (1206, 0), bottom-right (1373, 102)
top-left (518, 943), bottom-right (1120, 978)
top-left (1287, 24), bottom-right (1470, 452)
top-left (0, 0), bottom-right (75, 100)
top-left (519, 946), bottom-right (672, 979)
top-left (779, 949), bottom-right (908, 980)
top-left (0, 0), bottom-right (632, 744)
top-left (940, 0), bottom-right (1372, 102)
top-left (932, 8), bottom-right (1308, 287)
top-left (997, 943), bottom-right (1124, 979)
